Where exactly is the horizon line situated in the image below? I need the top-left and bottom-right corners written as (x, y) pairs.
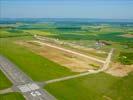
top-left (1, 17), bottom-right (133, 20)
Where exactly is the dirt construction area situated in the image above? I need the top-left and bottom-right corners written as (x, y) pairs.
top-left (106, 62), bottom-right (133, 77)
top-left (16, 40), bottom-right (103, 72)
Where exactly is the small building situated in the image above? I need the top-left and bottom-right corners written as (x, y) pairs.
top-left (95, 40), bottom-right (111, 49)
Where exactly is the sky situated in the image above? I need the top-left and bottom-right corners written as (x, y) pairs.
top-left (0, 0), bottom-right (133, 19)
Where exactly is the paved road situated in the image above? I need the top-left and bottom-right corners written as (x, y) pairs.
top-left (33, 36), bottom-right (105, 63)
top-left (44, 49), bottom-right (114, 84)
top-left (0, 55), bottom-right (56, 100)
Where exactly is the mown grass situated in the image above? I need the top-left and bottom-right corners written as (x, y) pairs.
top-left (0, 37), bottom-right (76, 81)
top-left (45, 72), bottom-right (133, 100)
top-left (0, 93), bottom-right (25, 100)
top-left (0, 70), bottom-right (12, 90)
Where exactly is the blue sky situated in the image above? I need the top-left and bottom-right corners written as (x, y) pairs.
top-left (0, 0), bottom-right (133, 19)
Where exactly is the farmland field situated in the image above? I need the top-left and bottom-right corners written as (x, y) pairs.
top-left (0, 18), bottom-right (133, 100)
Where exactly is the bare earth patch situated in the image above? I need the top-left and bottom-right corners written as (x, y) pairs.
top-left (120, 34), bottom-right (133, 38)
top-left (15, 40), bottom-right (133, 77)
top-left (16, 41), bottom-right (102, 72)
top-left (106, 62), bottom-right (133, 77)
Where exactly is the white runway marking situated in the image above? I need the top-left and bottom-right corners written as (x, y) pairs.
top-left (17, 83), bottom-right (40, 92)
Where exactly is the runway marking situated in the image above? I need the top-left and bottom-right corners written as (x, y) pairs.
top-left (17, 83), bottom-right (40, 92)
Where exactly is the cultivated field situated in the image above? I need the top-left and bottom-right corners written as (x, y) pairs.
top-left (0, 20), bottom-right (133, 100)
top-left (16, 40), bottom-right (103, 72)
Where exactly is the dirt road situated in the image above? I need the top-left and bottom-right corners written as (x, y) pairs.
top-left (33, 39), bottom-right (105, 63)
top-left (44, 49), bottom-right (114, 84)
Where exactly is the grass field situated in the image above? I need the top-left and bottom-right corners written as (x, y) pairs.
top-left (0, 22), bottom-right (132, 100)
top-left (0, 93), bottom-right (25, 100)
top-left (0, 70), bottom-right (25, 100)
top-left (0, 37), bottom-right (76, 81)
top-left (45, 72), bottom-right (133, 100)
top-left (0, 70), bottom-right (12, 90)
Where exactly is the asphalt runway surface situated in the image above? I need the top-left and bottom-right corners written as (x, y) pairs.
top-left (0, 55), bottom-right (56, 100)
